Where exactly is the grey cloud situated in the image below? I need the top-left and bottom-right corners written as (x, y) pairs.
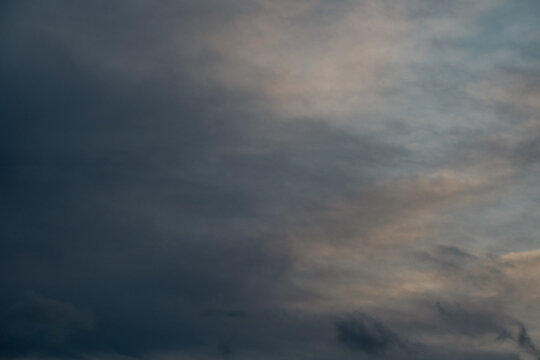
top-left (0, 294), bottom-right (93, 357)
top-left (218, 343), bottom-right (233, 358)
top-left (436, 302), bottom-right (508, 337)
top-left (436, 302), bottom-right (540, 359)
top-left (200, 309), bottom-right (248, 319)
top-left (516, 324), bottom-right (540, 359)
top-left (1, 0), bottom-right (540, 359)
top-left (415, 245), bottom-right (477, 271)
top-left (335, 313), bottom-right (407, 356)
top-left (0, 1), bottom-right (406, 358)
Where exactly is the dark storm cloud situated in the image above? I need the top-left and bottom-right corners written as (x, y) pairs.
top-left (0, 1), bottom-right (408, 358)
top-left (0, 1), bottom-right (261, 357)
top-left (2, 1), bottom-right (540, 359)
top-left (335, 313), bottom-right (407, 356)
top-left (200, 309), bottom-right (248, 319)
top-left (0, 293), bottom-right (93, 357)
top-left (218, 343), bottom-right (233, 357)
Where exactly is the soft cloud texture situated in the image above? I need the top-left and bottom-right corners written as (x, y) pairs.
top-left (1, 0), bottom-right (540, 359)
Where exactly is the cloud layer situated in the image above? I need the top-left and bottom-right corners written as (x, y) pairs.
top-left (1, 0), bottom-right (540, 359)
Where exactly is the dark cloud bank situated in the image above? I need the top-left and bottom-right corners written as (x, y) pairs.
top-left (335, 313), bottom-right (407, 355)
top-left (1, 1), bottom-right (540, 359)
top-left (0, 1), bottom-right (398, 358)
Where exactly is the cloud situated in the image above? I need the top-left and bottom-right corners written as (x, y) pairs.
top-left (497, 249), bottom-right (540, 302)
top-left (516, 324), bottom-right (540, 359)
top-left (435, 302), bottom-right (509, 337)
top-left (0, 1), bottom-right (410, 357)
top-left (415, 245), bottom-right (477, 271)
top-left (335, 313), bottom-right (407, 355)
top-left (200, 309), bottom-right (248, 319)
top-left (1, 0), bottom-right (540, 359)
top-left (0, 293), bottom-right (94, 357)
top-left (436, 302), bottom-right (540, 359)
top-left (282, 169), bottom-right (489, 311)
top-left (202, 0), bottom-right (414, 120)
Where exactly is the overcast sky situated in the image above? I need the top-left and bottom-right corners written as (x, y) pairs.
top-left (1, 1), bottom-right (540, 359)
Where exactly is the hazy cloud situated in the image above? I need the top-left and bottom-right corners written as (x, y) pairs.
top-left (1, 0), bottom-right (539, 359)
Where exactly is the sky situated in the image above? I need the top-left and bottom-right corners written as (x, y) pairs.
top-left (1, 1), bottom-right (540, 359)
